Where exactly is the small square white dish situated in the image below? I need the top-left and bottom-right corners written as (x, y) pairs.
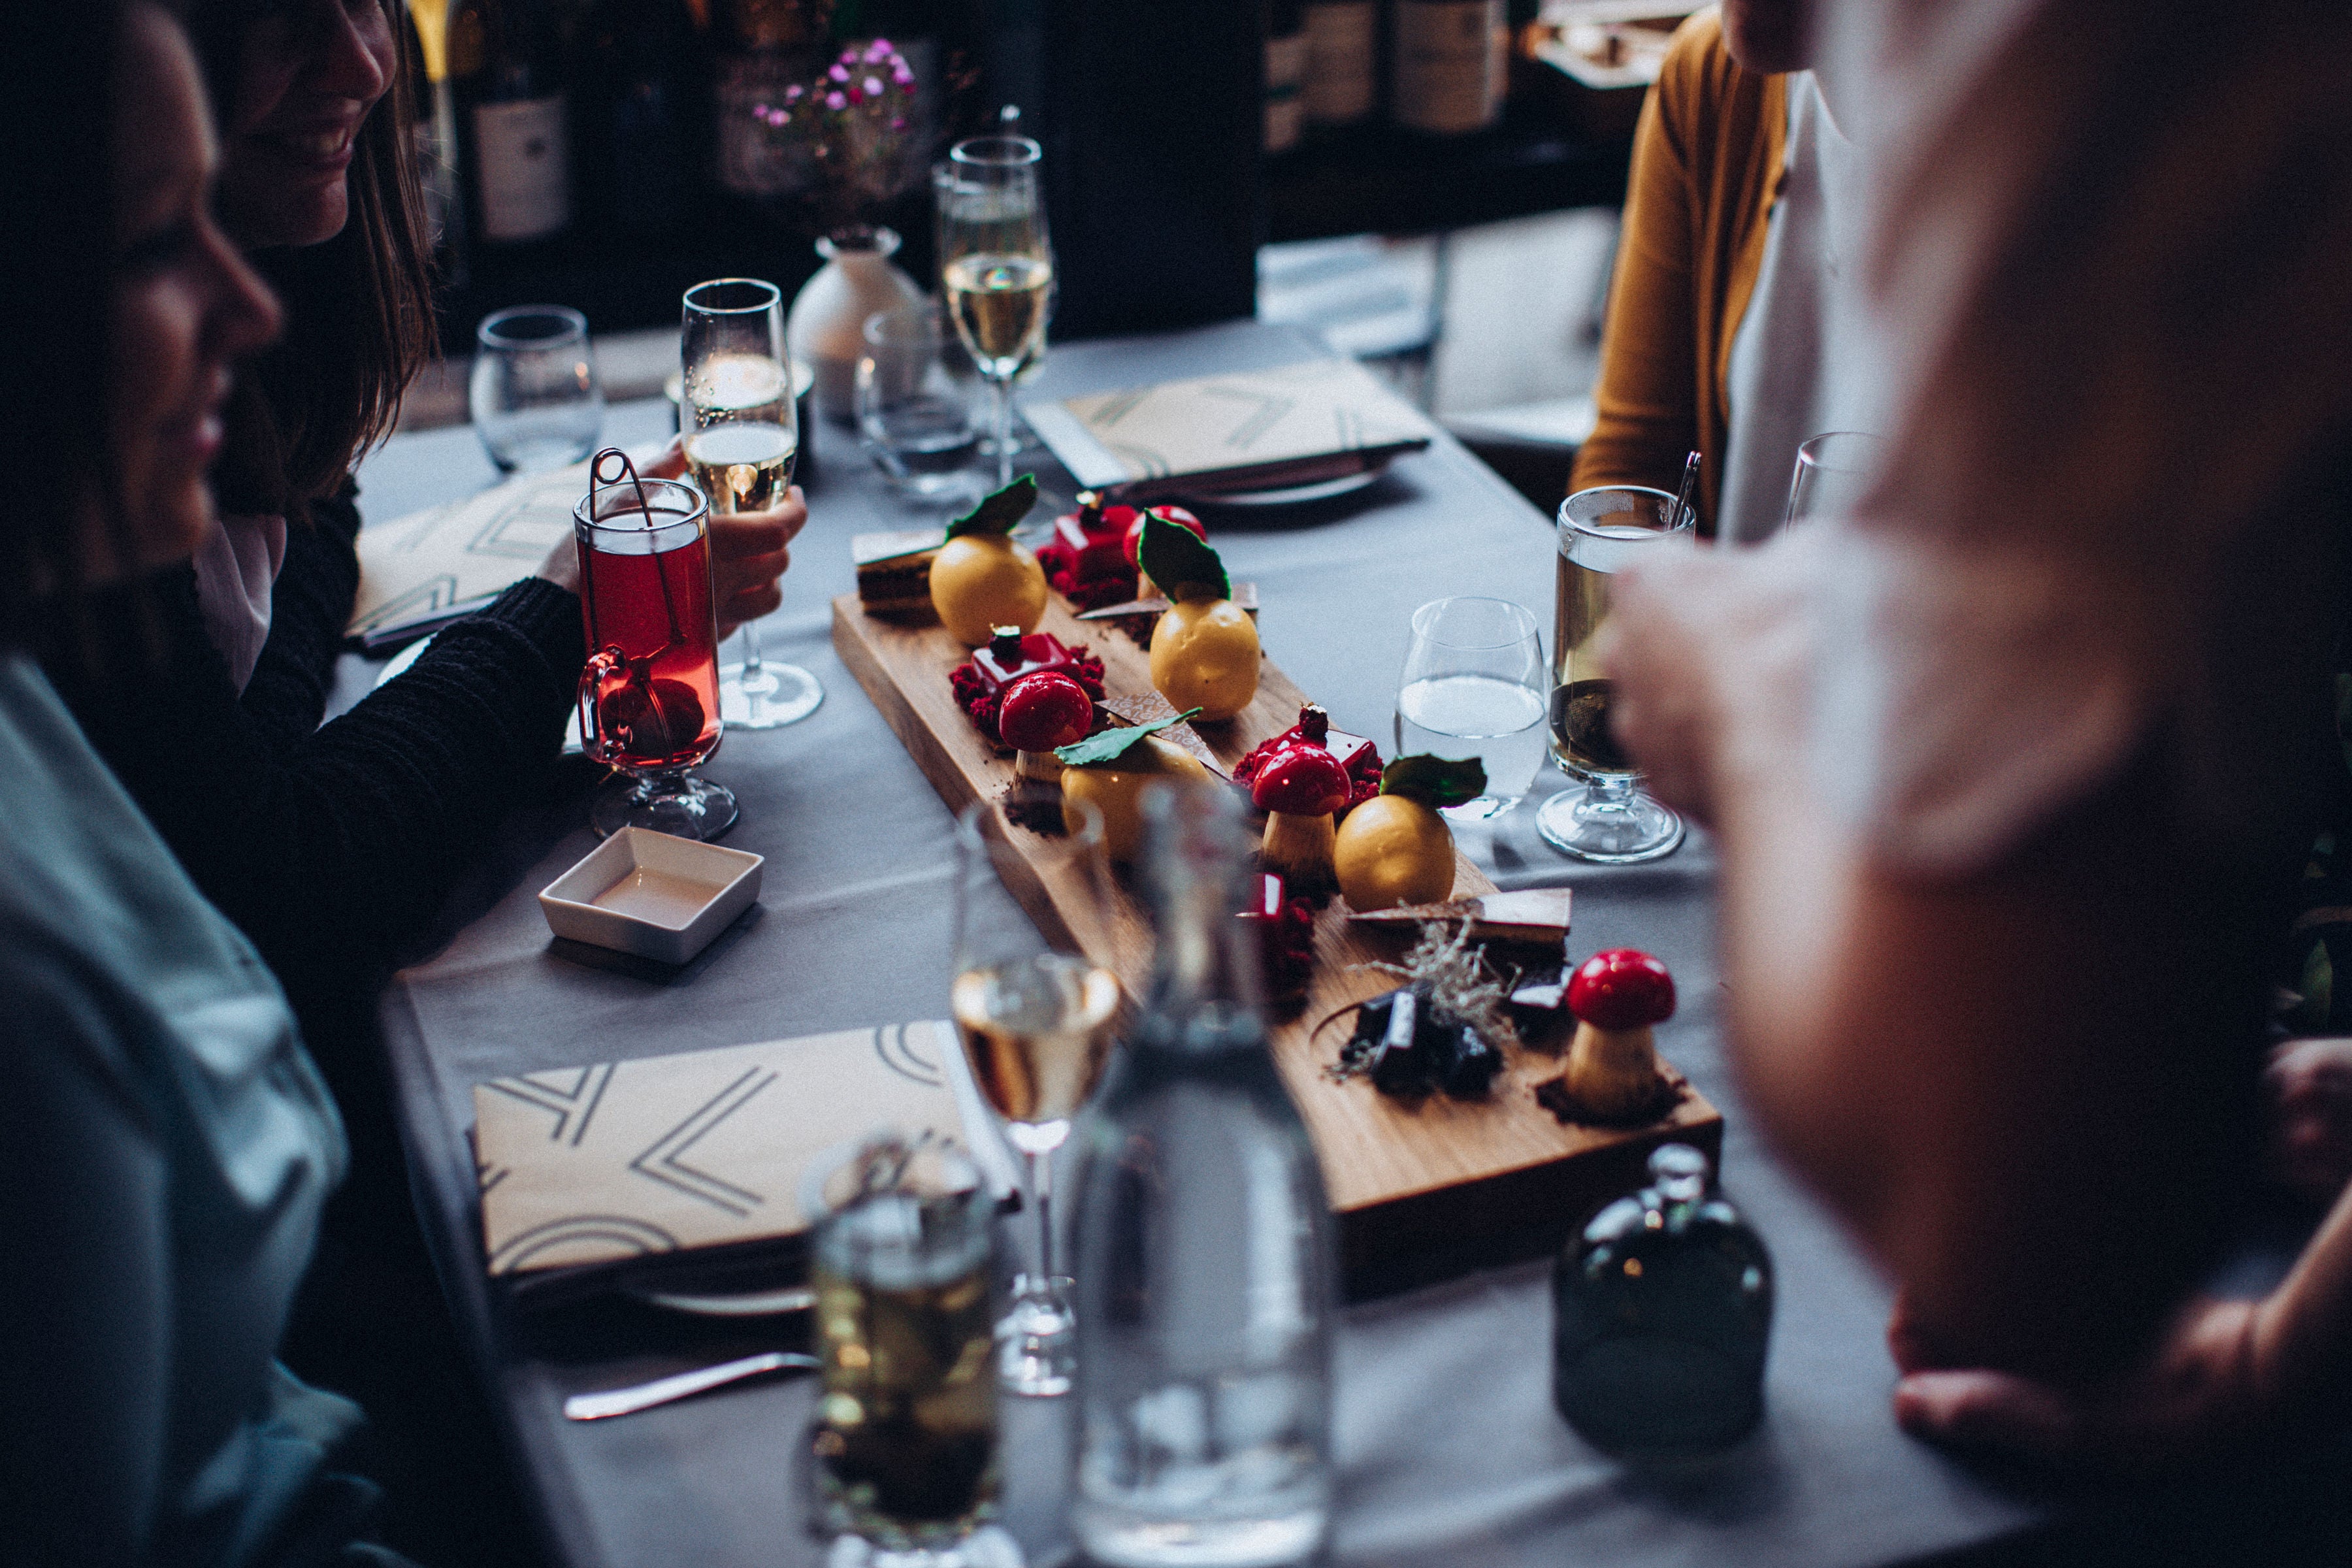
top-left (539, 828), bottom-right (764, 966)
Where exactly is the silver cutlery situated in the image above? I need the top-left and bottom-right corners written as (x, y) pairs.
top-left (563, 1351), bottom-right (820, 1422)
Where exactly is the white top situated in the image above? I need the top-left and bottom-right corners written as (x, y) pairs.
top-left (1718, 71), bottom-right (1888, 544)
top-left (0, 653), bottom-right (353, 1561)
top-left (189, 510), bottom-right (287, 694)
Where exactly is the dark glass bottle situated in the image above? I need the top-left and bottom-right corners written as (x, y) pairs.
top-left (1552, 1143), bottom-right (1774, 1457)
top-left (448, 0), bottom-right (576, 247)
top-left (577, 0), bottom-right (710, 230)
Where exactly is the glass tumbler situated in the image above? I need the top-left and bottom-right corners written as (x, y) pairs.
top-left (470, 305), bottom-right (605, 474)
top-left (572, 459), bottom-right (736, 841)
top-left (857, 302), bottom-right (985, 506)
top-left (1394, 596), bottom-right (1549, 820)
top-left (1782, 431), bottom-right (1889, 530)
top-left (806, 1135), bottom-right (1007, 1568)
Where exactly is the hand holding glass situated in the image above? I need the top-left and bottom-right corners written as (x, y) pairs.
top-left (951, 798), bottom-right (1119, 1398)
top-left (1537, 485), bottom-right (1693, 863)
top-left (681, 277), bottom-right (821, 729)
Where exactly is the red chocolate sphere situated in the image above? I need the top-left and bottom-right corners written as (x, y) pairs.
top-left (998, 670), bottom-right (1094, 752)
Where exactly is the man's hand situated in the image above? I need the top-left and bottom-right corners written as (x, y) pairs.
top-left (643, 435), bottom-right (806, 642)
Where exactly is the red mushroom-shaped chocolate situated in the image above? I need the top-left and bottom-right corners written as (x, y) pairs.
top-left (998, 670), bottom-right (1094, 781)
top-left (1250, 743), bottom-right (1350, 896)
top-left (1558, 949), bottom-right (1676, 1122)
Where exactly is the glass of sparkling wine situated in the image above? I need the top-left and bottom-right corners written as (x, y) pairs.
top-left (1394, 596), bottom-right (1549, 819)
top-left (951, 797), bottom-right (1120, 1397)
top-left (937, 136), bottom-right (1053, 489)
top-left (1537, 485), bottom-right (1695, 863)
top-left (806, 1135), bottom-right (1010, 1568)
top-left (681, 277), bottom-right (821, 730)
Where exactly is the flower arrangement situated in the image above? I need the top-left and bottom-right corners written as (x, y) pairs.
top-left (753, 39), bottom-right (921, 233)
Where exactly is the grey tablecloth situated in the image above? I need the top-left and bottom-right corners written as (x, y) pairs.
top-left (360, 321), bottom-right (2045, 1568)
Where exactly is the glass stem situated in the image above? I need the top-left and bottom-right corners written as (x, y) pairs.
top-left (739, 621), bottom-right (762, 678)
top-left (1028, 1147), bottom-right (1056, 1286)
top-left (993, 377), bottom-right (1016, 488)
top-left (1589, 772), bottom-right (1636, 811)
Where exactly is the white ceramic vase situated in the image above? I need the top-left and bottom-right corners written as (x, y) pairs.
top-left (787, 225), bottom-right (926, 427)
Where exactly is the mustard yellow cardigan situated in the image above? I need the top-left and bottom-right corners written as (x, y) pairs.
top-left (1570, 9), bottom-right (1786, 537)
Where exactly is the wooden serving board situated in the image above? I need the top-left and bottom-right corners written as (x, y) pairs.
top-left (832, 592), bottom-right (1720, 1291)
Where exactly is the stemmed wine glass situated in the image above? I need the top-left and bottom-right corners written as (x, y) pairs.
top-left (681, 278), bottom-right (821, 730)
top-left (936, 136), bottom-right (1053, 489)
top-left (950, 798), bottom-right (1120, 1397)
top-left (1535, 485), bottom-right (1695, 863)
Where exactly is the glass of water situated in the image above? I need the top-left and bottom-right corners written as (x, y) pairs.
top-left (469, 305), bottom-right (604, 474)
top-left (856, 302), bottom-right (985, 506)
top-left (1394, 596), bottom-right (1549, 820)
top-left (1782, 431), bottom-right (1888, 530)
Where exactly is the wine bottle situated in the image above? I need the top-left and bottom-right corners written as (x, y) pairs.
top-left (578, 0), bottom-right (708, 229)
top-left (1069, 786), bottom-right (1335, 1568)
top-left (448, 0), bottom-right (575, 245)
top-left (1264, 0), bottom-right (1307, 154)
top-left (1390, 0), bottom-right (1503, 135)
top-left (1301, 0), bottom-right (1375, 125)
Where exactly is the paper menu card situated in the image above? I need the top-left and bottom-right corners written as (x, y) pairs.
top-left (474, 1021), bottom-right (1002, 1287)
top-left (1018, 356), bottom-right (1436, 502)
top-left (348, 461), bottom-right (589, 638)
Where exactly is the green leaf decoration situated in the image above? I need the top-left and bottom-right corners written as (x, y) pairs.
top-left (1137, 510), bottom-right (1230, 602)
top-left (944, 474), bottom-right (1039, 540)
top-left (1380, 753), bottom-right (1487, 808)
top-left (1056, 708), bottom-right (1204, 768)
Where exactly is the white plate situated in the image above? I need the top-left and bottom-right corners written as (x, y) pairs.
top-left (1183, 468), bottom-right (1385, 508)
top-left (627, 1284), bottom-right (815, 1318)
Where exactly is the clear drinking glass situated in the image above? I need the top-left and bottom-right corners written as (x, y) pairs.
top-left (470, 305), bottom-right (604, 474)
top-left (1394, 596), bottom-right (1549, 820)
top-left (804, 1135), bottom-right (1013, 1568)
top-left (1536, 485), bottom-right (1694, 864)
top-left (1782, 431), bottom-right (1888, 530)
top-left (681, 277), bottom-right (821, 730)
top-left (950, 798), bottom-right (1120, 1399)
top-left (857, 302), bottom-right (985, 506)
top-left (572, 461), bottom-right (736, 841)
top-left (936, 136), bottom-right (1053, 489)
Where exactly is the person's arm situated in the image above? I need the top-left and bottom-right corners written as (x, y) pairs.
top-left (1603, 538), bottom-right (2259, 1383)
top-left (1568, 27), bottom-right (1707, 498)
top-left (238, 482), bottom-right (362, 755)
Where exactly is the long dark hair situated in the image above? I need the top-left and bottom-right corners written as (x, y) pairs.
top-left (184, 0), bottom-right (438, 519)
top-left (0, 2), bottom-right (122, 645)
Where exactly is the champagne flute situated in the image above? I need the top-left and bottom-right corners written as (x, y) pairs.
top-left (1535, 485), bottom-right (1694, 863)
top-left (681, 278), bottom-right (821, 730)
top-left (937, 136), bottom-right (1052, 489)
top-left (951, 798), bottom-right (1120, 1398)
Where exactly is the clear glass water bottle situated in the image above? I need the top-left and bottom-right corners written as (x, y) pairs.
top-left (1069, 786), bottom-right (1336, 1568)
top-left (1552, 1143), bottom-right (1774, 1458)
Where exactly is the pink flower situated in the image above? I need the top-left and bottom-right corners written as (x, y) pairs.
top-left (826, 90), bottom-right (847, 110)
top-left (892, 69), bottom-right (913, 87)
top-left (868, 38), bottom-right (893, 58)
top-left (829, 62), bottom-right (849, 82)
top-left (863, 76), bottom-right (883, 95)
top-left (891, 117), bottom-right (907, 130)
top-left (785, 84), bottom-right (804, 100)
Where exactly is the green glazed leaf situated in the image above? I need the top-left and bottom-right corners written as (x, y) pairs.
top-left (1380, 753), bottom-right (1487, 808)
top-left (1055, 708), bottom-right (1204, 768)
top-left (1137, 510), bottom-right (1230, 602)
top-left (944, 474), bottom-right (1039, 540)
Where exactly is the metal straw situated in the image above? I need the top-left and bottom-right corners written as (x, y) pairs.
top-left (1671, 449), bottom-right (1700, 531)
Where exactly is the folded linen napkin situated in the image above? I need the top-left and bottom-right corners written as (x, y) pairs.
top-left (474, 1021), bottom-right (1003, 1305)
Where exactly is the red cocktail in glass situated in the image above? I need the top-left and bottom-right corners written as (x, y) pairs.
top-left (574, 464), bottom-right (738, 840)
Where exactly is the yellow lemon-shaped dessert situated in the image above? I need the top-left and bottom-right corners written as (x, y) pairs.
top-left (1061, 735), bottom-right (1211, 863)
top-left (1149, 596), bottom-right (1260, 722)
top-left (1335, 794), bottom-right (1455, 909)
top-left (930, 534), bottom-right (1047, 646)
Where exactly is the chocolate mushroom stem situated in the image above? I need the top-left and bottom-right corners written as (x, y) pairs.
top-left (1262, 809), bottom-right (1337, 894)
top-left (1015, 748), bottom-right (1064, 783)
top-left (1561, 1020), bottom-right (1664, 1121)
